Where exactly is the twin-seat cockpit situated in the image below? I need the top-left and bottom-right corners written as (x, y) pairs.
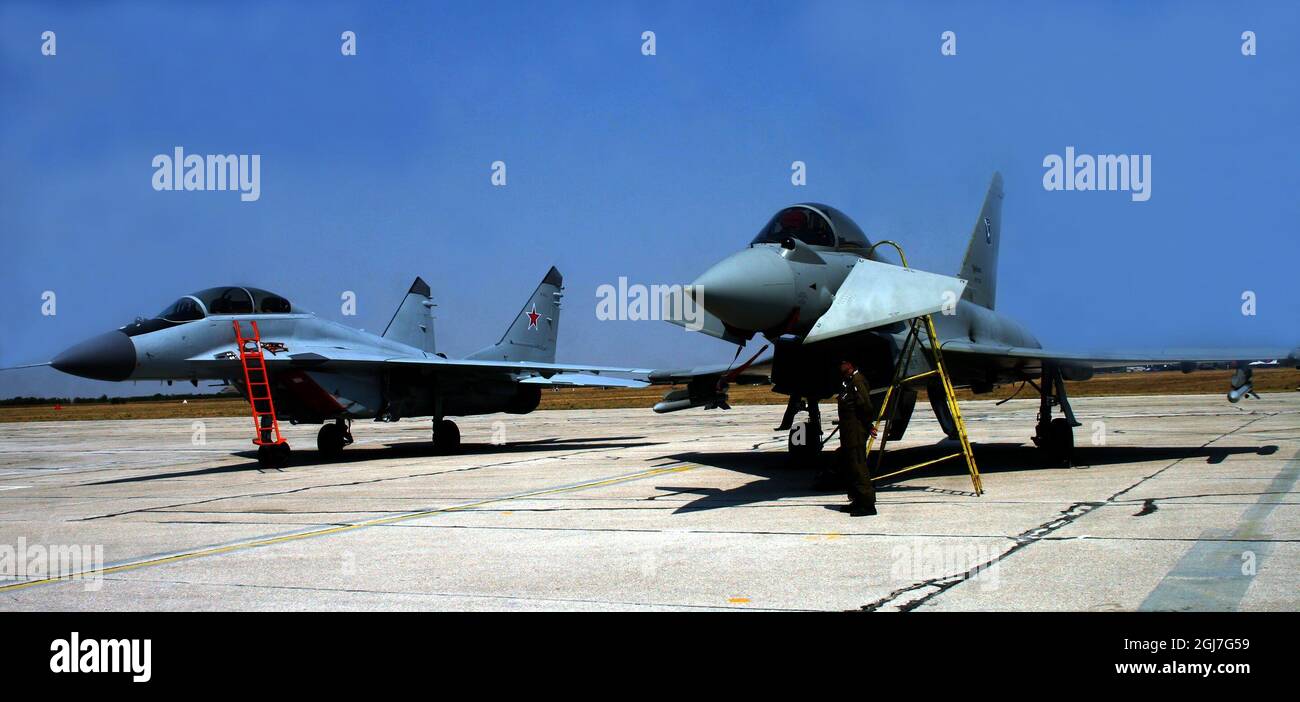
top-left (749, 203), bottom-right (870, 251)
top-left (161, 287), bottom-right (295, 318)
top-left (124, 286), bottom-right (300, 336)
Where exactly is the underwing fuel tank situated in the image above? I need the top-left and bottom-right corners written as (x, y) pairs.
top-left (652, 380), bottom-right (730, 413)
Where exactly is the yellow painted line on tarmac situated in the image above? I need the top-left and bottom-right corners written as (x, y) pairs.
top-left (0, 464), bottom-right (693, 593)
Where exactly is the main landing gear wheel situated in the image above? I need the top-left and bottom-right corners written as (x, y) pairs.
top-left (788, 420), bottom-right (823, 462)
top-left (317, 421), bottom-right (353, 457)
top-left (433, 419), bottom-right (461, 454)
top-left (257, 442), bottom-right (291, 468)
top-left (1042, 417), bottom-right (1074, 461)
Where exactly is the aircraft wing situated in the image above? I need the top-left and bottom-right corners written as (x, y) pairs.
top-left (937, 340), bottom-right (1300, 373)
top-left (647, 355), bottom-right (773, 385)
top-left (519, 373), bottom-right (648, 388)
top-left (185, 347), bottom-right (650, 379)
top-left (385, 357), bottom-right (651, 377)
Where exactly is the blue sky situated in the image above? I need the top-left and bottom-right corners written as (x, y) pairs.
top-left (1, 1), bottom-right (1297, 398)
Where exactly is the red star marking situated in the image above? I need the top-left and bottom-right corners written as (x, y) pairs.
top-left (526, 304), bottom-right (541, 330)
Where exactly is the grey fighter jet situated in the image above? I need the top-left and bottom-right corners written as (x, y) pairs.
top-left (651, 173), bottom-right (1298, 459)
top-left (43, 267), bottom-right (645, 466)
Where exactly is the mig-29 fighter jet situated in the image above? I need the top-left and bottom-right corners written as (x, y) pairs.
top-left (41, 267), bottom-right (645, 466)
top-left (650, 173), bottom-right (1298, 460)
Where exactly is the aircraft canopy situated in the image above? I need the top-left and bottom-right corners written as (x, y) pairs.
top-left (158, 287), bottom-right (294, 320)
top-left (750, 204), bottom-right (870, 250)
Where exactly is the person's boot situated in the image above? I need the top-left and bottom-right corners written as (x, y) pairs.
top-left (841, 501), bottom-right (877, 517)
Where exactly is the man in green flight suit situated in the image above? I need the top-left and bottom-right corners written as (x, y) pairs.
top-left (837, 359), bottom-right (878, 516)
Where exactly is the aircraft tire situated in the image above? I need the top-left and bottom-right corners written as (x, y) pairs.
top-left (788, 421), bottom-right (822, 463)
top-left (1045, 417), bottom-right (1074, 461)
top-left (258, 443), bottom-right (292, 468)
top-left (318, 423), bottom-right (346, 456)
top-left (434, 419), bottom-right (461, 453)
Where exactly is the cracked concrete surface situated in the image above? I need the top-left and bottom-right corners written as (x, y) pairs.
top-left (0, 393), bottom-right (1296, 611)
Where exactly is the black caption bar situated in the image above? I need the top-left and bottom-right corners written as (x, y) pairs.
top-left (1, 612), bottom-right (1289, 690)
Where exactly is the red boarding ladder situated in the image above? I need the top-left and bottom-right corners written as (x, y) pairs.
top-left (233, 320), bottom-right (285, 447)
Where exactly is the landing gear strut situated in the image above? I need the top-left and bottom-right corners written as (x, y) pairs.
top-left (433, 418), bottom-right (461, 453)
top-left (317, 419), bottom-right (354, 457)
top-left (1032, 363), bottom-right (1080, 463)
top-left (781, 395), bottom-right (824, 463)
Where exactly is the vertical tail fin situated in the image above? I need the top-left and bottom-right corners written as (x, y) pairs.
top-left (382, 277), bottom-right (436, 354)
top-left (957, 172), bottom-right (1003, 310)
top-left (468, 266), bottom-right (563, 363)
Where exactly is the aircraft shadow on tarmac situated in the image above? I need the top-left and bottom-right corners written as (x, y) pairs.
top-left (658, 441), bottom-right (1280, 513)
top-left (85, 435), bottom-right (659, 485)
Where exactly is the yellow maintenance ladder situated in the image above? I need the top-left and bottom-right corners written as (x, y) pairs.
top-left (863, 241), bottom-right (983, 495)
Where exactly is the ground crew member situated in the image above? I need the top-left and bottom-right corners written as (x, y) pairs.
top-left (837, 359), bottom-right (877, 516)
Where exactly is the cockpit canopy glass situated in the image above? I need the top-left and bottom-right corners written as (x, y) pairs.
top-left (750, 206), bottom-right (836, 247)
top-left (750, 203), bottom-right (870, 250)
top-left (125, 287), bottom-right (296, 336)
top-left (248, 288), bottom-right (293, 314)
top-left (156, 297), bottom-right (205, 322)
top-left (189, 287), bottom-right (293, 315)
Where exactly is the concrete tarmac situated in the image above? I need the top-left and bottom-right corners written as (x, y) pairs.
top-left (0, 393), bottom-right (1296, 611)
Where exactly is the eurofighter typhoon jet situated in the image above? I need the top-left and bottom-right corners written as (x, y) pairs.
top-left (650, 174), bottom-right (1298, 460)
top-left (42, 267), bottom-right (645, 466)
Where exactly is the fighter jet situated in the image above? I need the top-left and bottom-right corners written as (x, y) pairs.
top-left (41, 267), bottom-right (645, 466)
top-left (650, 173), bottom-right (1298, 459)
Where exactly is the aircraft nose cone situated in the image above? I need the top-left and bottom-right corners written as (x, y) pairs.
top-left (51, 331), bottom-right (136, 381)
top-left (693, 247), bottom-right (796, 332)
